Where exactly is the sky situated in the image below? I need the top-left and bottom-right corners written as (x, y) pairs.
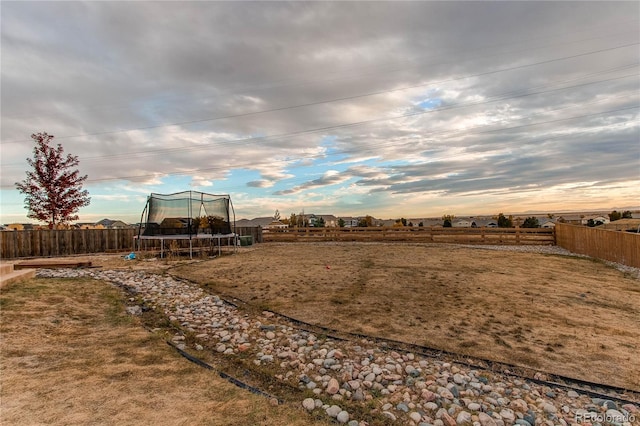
top-left (1, 1), bottom-right (639, 224)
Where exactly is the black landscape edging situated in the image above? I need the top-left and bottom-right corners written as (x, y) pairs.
top-left (166, 340), bottom-right (282, 402)
top-left (166, 271), bottom-right (640, 405)
top-left (204, 289), bottom-right (640, 405)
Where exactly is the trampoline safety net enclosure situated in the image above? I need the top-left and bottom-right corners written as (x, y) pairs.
top-left (135, 191), bottom-right (236, 257)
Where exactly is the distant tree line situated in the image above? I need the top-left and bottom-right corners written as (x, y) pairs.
top-left (608, 210), bottom-right (632, 222)
top-left (272, 209), bottom-right (635, 230)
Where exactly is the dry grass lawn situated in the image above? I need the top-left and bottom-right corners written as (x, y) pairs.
top-left (171, 242), bottom-right (640, 391)
top-left (0, 276), bottom-right (325, 425)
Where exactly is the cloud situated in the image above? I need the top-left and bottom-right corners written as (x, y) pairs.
top-left (273, 170), bottom-right (351, 195)
top-left (190, 176), bottom-right (214, 187)
top-left (247, 180), bottom-right (273, 188)
top-left (1, 2), bottom-right (638, 221)
top-left (91, 194), bottom-right (134, 202)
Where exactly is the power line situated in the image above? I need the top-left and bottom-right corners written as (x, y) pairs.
top-left (3, 67), bottom-right (635, 169)
top-left (1, 41), bottom-right (637, 145)
top-left (3, 24), bottom-right (636, 121)
top-left (76, 105), bottom-right (638, 185)
top-left (1, 103), bottom-right (635, 191)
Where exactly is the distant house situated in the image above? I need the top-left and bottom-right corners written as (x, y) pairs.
top-left (74, 219), bottom-right (131, 229)
top-left (557, 215), bottom-right (584, 225)
top-left (453, 219), bottom-right (472, 228)
top-left (235, 218), bottom-right (254, 227)
top-left (159, 218), bottom-right (190, 230)
top-left (375, 218), bottom-right (445, 227)
top-left (581, 216), bottom-right (609, 226)
top-left (404, 218), bottom-right (441, 227)
top-left (75, 223), bottom-right (106, 230)
top-left (379, 219), bottom-right (396, 227)
top-left (472, 219), bottom-right (498, 228)
top-left (236, 217), bottom-right (275, 228)
top-left (339, 217), bottom-right (360, 228)
top-left (307, 214), bottom-right (319, 227)
top-left (5, 223), bottom-right (36, 231)
top-left (265, 220), bottom-right (287, 230)
top-left (316, 214), bottom-right (337, 227)
top-left (96, 218), bottom-right (131, 229)
top-left (422, 219), bottom-right (444, 227)
top-left (298, 214), bottom-right (333, 227)
top-left (540, 220), bottom-right (556, 228)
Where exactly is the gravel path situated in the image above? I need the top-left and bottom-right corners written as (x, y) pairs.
top-left (38, 268), bottom-right (638, 426)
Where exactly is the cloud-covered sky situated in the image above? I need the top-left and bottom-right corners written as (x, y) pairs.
top-left (1, 1), bottom-right (638, 223)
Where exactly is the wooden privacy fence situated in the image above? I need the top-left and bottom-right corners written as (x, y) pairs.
top-left (555, 222), bottom-right (640, 268)
top-left (0, 226), bottom-right (262, 259)
top-left (9, 225), bottom-right (637, 267)
top-left (262, 226), bottom-right (555, 245)
top-left (1, 229), bottom-right (135, 259)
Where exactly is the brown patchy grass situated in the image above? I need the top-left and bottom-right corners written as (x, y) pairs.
top-left (0, 276), bottom-right (325, 426)
top-left (171, 242), bottom-right (640, 391)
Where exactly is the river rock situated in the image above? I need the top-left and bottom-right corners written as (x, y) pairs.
top-left (442, 411), bottom-right (457, 426)
top-left (383, 411), bottom-right (397, 421)
top-left (326, 405), bottom-right (341, 417)
top-left (38, 267), bottom-right (623, 426)
top-left (410, 412), bottom-right (423, 422)
top-left (605, 409), bottom-right (626, 423)
top-left (302, 398), bottom-right (315, 411)
top-left (440, 388), bottom-right (454, 400)
top-left (353, 388), bottom-right (364, 401)
top-left (509, 399), bottom-right (528, 412)
top-left (499, 409), bottom-right (515, 423)
top-left (337, 411), bottom-right (350, 423)
top-left (456, 411), bottom-right (472, 425)
top-left (478, 412), bottom-right (498, 426)
top-left (468, 403), bottom-right (481, 411)
top-left (326, 378), bottom-right (340, 395)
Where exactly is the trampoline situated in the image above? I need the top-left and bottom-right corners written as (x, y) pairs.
top-left (134, 191), bottom-right (237, 258)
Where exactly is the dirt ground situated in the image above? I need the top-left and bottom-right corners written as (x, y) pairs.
top-left (0, 275), bottom-right (327, 426)
top-left (168, 242), bottom-right (640, 391)
top-left (5, 241), bottom-right (638, 395)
